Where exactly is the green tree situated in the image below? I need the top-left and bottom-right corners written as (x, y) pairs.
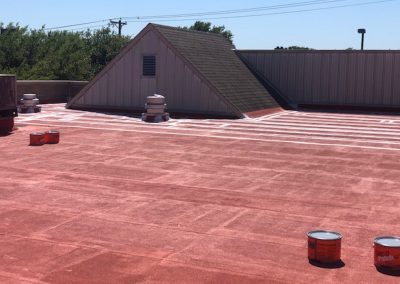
top-left (28, 31), bottom-right (92, 80)
top-left (84, 27), bottom-right (130, 76)
top-left (0, 23), bottom-right (131, 80)
top-left (275, 46), bottom-right (313, 50)
top-left (182, 21), bottom-right (234, 44)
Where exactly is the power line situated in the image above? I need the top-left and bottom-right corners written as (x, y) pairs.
top-left (43, 0), bottom-right (396, 32)
top-left (69, 24), bottom-right (109, 32)
top-left (122, 0), bottom-right (349, 19)
top-left (43, 19), bottom-right (115, 31)
top-left (125, 0), bottom-right (396, 23)
top-left (43, 0), bottom-right (350, 30)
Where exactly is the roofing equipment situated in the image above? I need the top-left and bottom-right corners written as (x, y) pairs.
top-left (19, 93), bottom-right (41, 113)
top-left (307, 230), bottom-right (342, 264)
top-left (29, 132), bottom-right (46, 146)
top-left (142, 94), bottom-right (170, 122)
top-left (374, 236), bottom-right (400, 271)
top-left (67, 23), bottom-right (280, 118)
top-left (0, 74), bottom-right (17, 134)
top-left (45, 130), bottom-right (60, 144)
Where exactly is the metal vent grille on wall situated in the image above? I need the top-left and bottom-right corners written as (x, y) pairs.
top-left (143, 56), bottom-right (156, 76)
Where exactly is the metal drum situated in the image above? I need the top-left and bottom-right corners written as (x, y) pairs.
top-left (308, 230), bottom-right (342, 263)
top-left (374, 236), bottom-right (400, 271)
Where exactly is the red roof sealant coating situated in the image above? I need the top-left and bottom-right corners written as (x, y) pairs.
top-left (1, 104), bottom-right (400, 283)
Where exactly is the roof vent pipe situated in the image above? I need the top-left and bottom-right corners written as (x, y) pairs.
top-left (141, 94), bottom-right (170, 123)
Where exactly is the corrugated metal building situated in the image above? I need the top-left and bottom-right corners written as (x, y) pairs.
top-left (239, 50), bottom-right (400, 109)
top-left (67, 24), bottom-right (279, 118)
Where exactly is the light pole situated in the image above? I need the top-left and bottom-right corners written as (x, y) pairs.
top-left (358, 29), bottom-right (366, 50)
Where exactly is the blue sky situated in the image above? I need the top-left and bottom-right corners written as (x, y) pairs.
top-left (1, 0), bottom-right (399, 49)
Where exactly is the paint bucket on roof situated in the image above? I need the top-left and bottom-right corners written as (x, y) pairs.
top-left (45, 130), bottom-right (60, 144)
top-left (307, 230), bottom-right (342, 263)
top-left (374, 236), bottom-right (400, 271)
top-left (29, 132), bottom-right (45, 146)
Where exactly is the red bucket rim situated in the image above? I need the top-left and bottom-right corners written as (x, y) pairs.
top-left (307, 230), bottom-right (342, 240)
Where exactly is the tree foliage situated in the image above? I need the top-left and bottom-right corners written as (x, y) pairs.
top-left (0, 23), bottom-right (131, 80)
top-left (182, 21), bottom-right (234, 44)
top-left (275, 46), bottom-right (313, 50)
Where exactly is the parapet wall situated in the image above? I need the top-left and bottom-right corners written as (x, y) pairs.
top-left (17, 80), bottom-right (87, 104)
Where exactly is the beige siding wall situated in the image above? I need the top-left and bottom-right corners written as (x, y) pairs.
top-left (75, 30), bottom-right (234, 115)
top-left (239, 50), bottom-right (400, 108)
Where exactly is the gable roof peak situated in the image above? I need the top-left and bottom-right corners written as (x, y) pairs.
top-left (150, 23), bottom-right (229, 40)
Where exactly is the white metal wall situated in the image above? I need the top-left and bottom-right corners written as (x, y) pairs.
top-left (74, 30), bottom-right (235, 116)
top-left (239, 50), bottom-right (400, 108)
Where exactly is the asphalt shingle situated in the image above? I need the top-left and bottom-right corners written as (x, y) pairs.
top-left (153, 24), bottom-right (279, 113)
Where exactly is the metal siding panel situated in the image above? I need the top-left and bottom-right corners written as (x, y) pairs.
top-left (383, 53), bottom-right (394, 105)
top-left (271, 53), bottom-right (281, 91)
top-left (257, 52), bottom-right (265, 76)
top-left (108, 66), bottom-right (116, 106)
top-left (100, 75), bottom-right (108, 106)
top-left (319, 53), bottom-right (331, 104)
top-left (303, 53), bottom-right (314, 105)
top-left (263, 53), bottom-right (271, 79)
top-left (174, 54), bottom-right (184, 109)
top-left (166, 48), bottom-right (176, 106)
top-left (132, 48), bottom-right (141, 107)
top-left (122, 50), bottom-right (131, 106)
top-left (329, 53), bottom-right (339, 105)
top-left (296, 53), bottom-right (306, 103)
top-left (312, 53), bottom-right (321, 104)
top-left (287, 53), bottom-right (297, 102)
top-left (157, 40), bottom-right (168, 96)
top-left (337, 53), bottom-right (348, 105)
top-left (346, 53), bottom-right (357, 105)
top-left (373, 53), bottom-right (384, 105)
top-left (240, 50), bottom-right (400, 108)
top-left (364, 54), bottom-right (375, 105)
top-left (355, 53), bottom-right (366, 105)
top-left (279, 53), bottom-right (289, 97)
top-left (183, 65), bottom-right (192, 109)
top-left (199, 82), bottom-right (209, 111)
top-left (392, 55), bottom-right (400, 105)
top-left (191, 76), bottom-right (201, 110)
top-left (115, 64), bottom-right (123, 106)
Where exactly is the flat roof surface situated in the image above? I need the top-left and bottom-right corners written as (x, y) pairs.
top-left (1, 104), bottom-right (400, 283)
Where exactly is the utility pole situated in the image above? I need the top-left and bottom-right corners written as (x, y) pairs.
top-left (357, 28), bottom-right (366, 50)
top-left (110, 18), bottom-right (127, 36)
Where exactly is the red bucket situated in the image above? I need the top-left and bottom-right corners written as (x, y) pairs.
top-left (30, 132), bottom-right (45, 146)
top-left (374, 236), bottom-right (400, 271)
top-left (45, 130), bottom-right (60, 144)
top-left (308, 230), bottom-right (342, 263)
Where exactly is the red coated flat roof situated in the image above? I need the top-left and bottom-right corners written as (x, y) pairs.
top-left (1, 104), bottom-right (400, 283)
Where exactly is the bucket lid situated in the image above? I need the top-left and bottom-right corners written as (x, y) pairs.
top-left (307, 230), bottom-right (342, 240)
top-left (374, 236), bottom-right (400, 247)
top-left (31, 132), bottom-right (45, 135)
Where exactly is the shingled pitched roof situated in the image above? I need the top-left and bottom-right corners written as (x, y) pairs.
top-left (152, 24), bottom-right (279, 113)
